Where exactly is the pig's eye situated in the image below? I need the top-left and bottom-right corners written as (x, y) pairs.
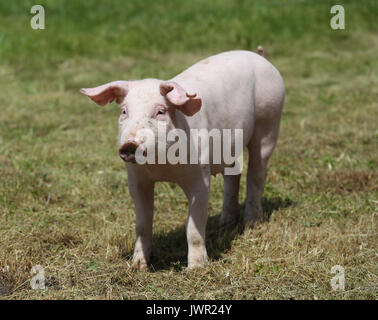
top-left (121, 109), bottom-right (127, 116)
top-left (156, 109), bottom-right (167, 116)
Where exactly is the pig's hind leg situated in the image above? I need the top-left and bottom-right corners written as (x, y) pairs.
top-left (244, 118), bottom-right (281, 226)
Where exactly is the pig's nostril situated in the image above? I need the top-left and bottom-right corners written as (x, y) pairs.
top-left (123, 144), bottom-right (137, 155)
top-left (119, 143), bottom-right (137, 156)
top-left (119, 142), bottom-right (139, 162)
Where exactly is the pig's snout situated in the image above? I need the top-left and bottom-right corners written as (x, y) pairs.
top-left (119, 142), bottom-right (139, 162)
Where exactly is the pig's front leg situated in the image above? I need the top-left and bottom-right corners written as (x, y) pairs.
top-left (127, 169), bottom-right (155, 271)
top-left (181, 166), bottom-right (211, 269)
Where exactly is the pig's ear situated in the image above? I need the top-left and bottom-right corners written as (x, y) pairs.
top-left (160, 81), bottom-right (202, 116)
top-left (80, 81), bottom-right (129, 106)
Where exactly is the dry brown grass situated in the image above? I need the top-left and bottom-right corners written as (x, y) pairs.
top-left (318, 170), bottom-right (377, 195)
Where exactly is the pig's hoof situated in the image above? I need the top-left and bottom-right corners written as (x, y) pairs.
top-left (187, 261), bottom-right (207, 270)
top-left (220, 205), bottom-right (240, 229)
top-left (243, 214), bottom-right (263, 229)
top-left (219, 213), bottom-right (239, 230)
top-left (130, 259), bottom-right (149, 272)
top-left (187, 251), bottom-right (208, 270)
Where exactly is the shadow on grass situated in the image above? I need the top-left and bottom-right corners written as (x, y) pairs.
top-left (130, 196), bottom-right (293, 272)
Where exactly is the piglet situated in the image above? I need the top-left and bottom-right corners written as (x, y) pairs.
top-left (81, 49), bottom-right (285, 270)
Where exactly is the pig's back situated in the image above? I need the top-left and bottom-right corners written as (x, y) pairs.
top-left (172, 50), bottom-right (283, 136)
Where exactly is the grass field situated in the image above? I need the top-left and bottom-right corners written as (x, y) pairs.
top-left (0, 0), bottom-right (377, 299)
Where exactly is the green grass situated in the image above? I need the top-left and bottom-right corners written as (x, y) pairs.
top-left (0, 0), bottom-right (377, 299)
